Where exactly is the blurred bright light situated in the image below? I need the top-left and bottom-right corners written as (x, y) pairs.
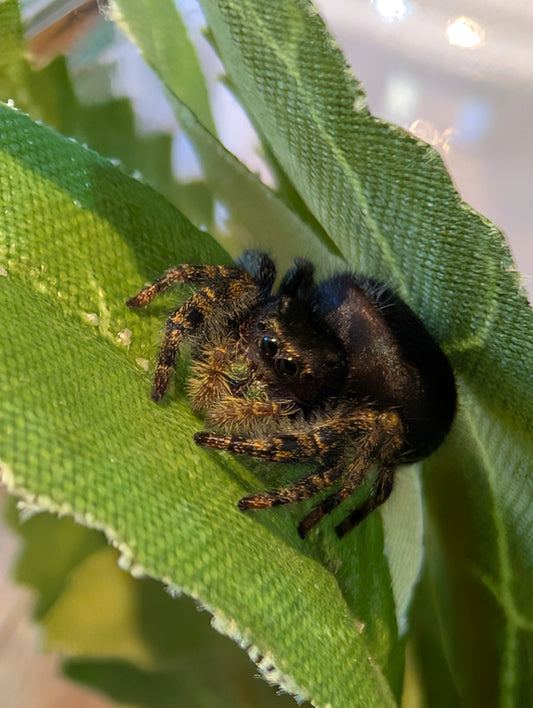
top-left (446, 16), bottom-right (485, 48)
top-left (383, 74), bottom-right (418, 123)
top-left (372, 0), bottom-right (410, 21)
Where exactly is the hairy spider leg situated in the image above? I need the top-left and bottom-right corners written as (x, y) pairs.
top-left (149, 274), bottom-right (260, 401)
top-left (334, 466), bottom-right (395, 538)
top-left (127, 260), bottom-right (282, 402)
top-left (239, 457), bottom-right (346, 509)
top-left (195, 408), bottom-right (404, 536)
top-left (208, 394), bottom-right (297, 431)
top-left (152, 279), bottom-right (261, 402)
top-left (193, 419), bottom-right (346, 462)
top-left (126, 264), bottom-right (247, 309)
top-left (194, 407), bottom-right (395, 461)
top-left (298, 410), bottom-right (404, 537)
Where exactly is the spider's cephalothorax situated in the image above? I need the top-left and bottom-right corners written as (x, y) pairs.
top-left (127, 251), bottom-right (456, 538)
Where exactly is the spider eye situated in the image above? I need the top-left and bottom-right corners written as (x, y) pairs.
top-left (260, 336), bottom-right (278, 358)
top-left (275, 357), bottom-right (300, 378)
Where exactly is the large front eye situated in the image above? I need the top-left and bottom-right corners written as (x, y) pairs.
top-left (275, 357), bottom-right (300, 378)
top-left (260, 336), bottom-right (278, 358)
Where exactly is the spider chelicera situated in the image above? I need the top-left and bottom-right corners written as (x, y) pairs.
top-left (127, 250), bottom-right (456, 538)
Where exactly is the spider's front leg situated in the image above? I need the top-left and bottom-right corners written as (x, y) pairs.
top-left (126, 264), bottom-right (246, 309)
top-left (151, 289), bottom-right (227, 401)
top-left (127, 265), bottom-right (262, 401)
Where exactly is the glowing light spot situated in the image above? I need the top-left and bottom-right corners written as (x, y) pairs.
top-left (446, 16), bottom-right (485, 48)
top-left (383, 74), bottom-right (418, 123)
top-left (372, 0), bottom-right (410, 21)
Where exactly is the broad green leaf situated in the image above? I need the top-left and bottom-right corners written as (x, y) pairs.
top-left (0, 2), bottom-right (408, 704)
top-left (107, 3), bottom-right (426, 692)
top-left (106, 9), bottom-right (426, 656)
top-left (3, 0), bottom-right (533, 705)
top-left (190, 1), bottom-right (533, 704)
top-left (0, 104), bottom-right (399, 707)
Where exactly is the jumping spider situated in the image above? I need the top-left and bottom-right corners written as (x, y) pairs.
top-left (127, 251), bottom-right (456, 538)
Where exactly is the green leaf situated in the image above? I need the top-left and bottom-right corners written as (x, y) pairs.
top-left (189, 1), bottom-right (533, 704)
top-left (105, 11), bottom-right (425, 687)
top-left (0, 104), bottom-right (400, 706)
top-left (2, 0), bottom-right (533, 705)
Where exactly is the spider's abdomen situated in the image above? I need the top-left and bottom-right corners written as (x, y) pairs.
top-left (313, 273), bottom-right (456, 461)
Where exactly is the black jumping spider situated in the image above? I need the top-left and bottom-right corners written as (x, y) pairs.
top-left (127, 251), bottom-right (455, 538)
